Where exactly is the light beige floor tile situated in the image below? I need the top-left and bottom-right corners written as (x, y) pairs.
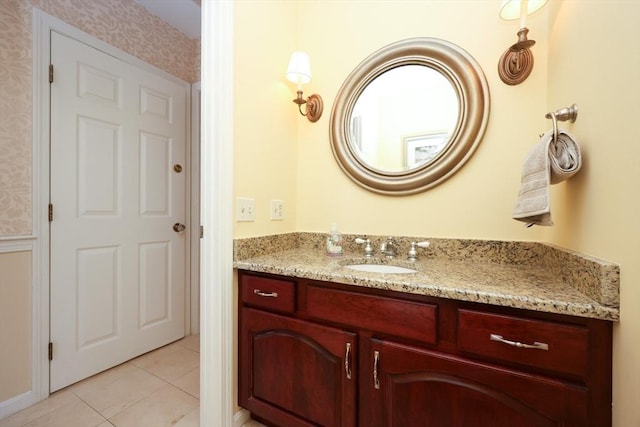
top-left (70, 363), bottom-right (166, 419)
top-left (108, 384), bottom-right (198, 427)
top-left (0, 390), bottom-right (77, 427)
top-left (131, 345), bottom-right (199, 382)
top-left (22, 399), bottom-right (105, 427)
top-left (242, 421), bottom-right (266, 427)
top-left (1, 340), bottom-right (202, 427)
top-left (170, 367), bottom-right (199, 398)
top-left (178, 335), bottom-right (199, 353)
top-left (173, 407), bottom-right (199, 427)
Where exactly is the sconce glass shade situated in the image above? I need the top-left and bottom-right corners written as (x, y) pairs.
top-left (500, 0), bottom-right (548, 21)
top-left (286, 51), bottom-right (312, 85)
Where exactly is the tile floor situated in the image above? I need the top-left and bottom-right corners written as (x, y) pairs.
top-left (0, 335), bottom-right (263, 427)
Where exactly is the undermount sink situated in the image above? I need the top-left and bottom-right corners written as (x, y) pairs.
top-left (343, 263), bottom-right (418, 274)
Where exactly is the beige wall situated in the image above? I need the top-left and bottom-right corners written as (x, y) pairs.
top-left (233, 1), bottom-right (300, 238)
top-left (0, 251), bottom-right (32, 402)
top-left (233, 1), bottom-right (638, 425)
top-left (233, 0), bottom-right (549, 241)
top-left (295, 1), bottom-right (548, 240)
top-left (545, 2), bottom-right (640, 426)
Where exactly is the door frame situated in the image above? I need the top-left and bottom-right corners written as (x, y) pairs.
top-left (190, 82), bottom-right (201, 335)
top-left (32, 8), bottom-right (194, 399)
top-left (200, 1), bottom-right (235, 425)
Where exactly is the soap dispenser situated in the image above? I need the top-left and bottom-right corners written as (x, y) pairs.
top-left (326, 223), bottom-right (343, 257)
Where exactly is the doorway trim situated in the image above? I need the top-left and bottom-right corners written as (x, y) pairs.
top-left (190, 82), bottom-right (201, 335)
top-left (32, 8), bottom-right (193, 400)
top-left (200, 1), bottom-right (235, 425)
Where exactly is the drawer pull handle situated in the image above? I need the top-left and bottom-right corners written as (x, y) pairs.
top-left (345, 343), bottom-right (352, 380)
top-left (490, 334), bottom-right (549, 351)
top-left (253, 289), bottom-right (279, 298)
top-left (373, 350), bottom-right (380, 389)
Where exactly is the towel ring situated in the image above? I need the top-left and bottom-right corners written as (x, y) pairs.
top-left (545, 104), bottom-right (578, 143)
top-left (548, 112), bottom-right (559, 143)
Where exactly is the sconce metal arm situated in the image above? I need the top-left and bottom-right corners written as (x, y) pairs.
top-left (293, 91), bottom-right (323, 123)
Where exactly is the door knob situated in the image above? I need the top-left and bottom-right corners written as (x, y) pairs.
top-left (173, 223), bottom-right (186, 232)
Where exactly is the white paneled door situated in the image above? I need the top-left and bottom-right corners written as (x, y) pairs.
top-left (49, 31), bottom-right (187, 391)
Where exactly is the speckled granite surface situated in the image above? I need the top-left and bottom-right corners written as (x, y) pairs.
top-left (233, 233), bottom-right (619, 321)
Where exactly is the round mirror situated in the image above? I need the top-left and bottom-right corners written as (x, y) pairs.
top-left (330, 38), bottom-right (490, 195)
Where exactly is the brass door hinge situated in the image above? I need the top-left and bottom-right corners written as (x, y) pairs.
top-left (48, 204), bottom-right (53, 222)
top-left (49, 64), bottom-right (54, 83)
top-left (48, 342), bottom-right (53, 361)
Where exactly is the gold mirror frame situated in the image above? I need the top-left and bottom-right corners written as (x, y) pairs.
top-left (330, 37), bottom-right (490, 195)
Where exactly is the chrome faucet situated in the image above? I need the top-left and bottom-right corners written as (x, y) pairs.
top-left (380, 237), bottom-right (397, 258)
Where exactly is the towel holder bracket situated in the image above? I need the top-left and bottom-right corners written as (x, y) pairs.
top-left (545, 104), bottom-right (578, 123)
top-left (544, 104), bottom-right (578, 143)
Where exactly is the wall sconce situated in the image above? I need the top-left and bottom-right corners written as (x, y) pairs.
top-left (286, 51), bottom-right (323, 123)
top-left (498, 0), bottom-right (548, 85)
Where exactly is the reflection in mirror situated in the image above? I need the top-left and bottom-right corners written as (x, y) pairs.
top-left (350, 65), bottom-right (459, 172)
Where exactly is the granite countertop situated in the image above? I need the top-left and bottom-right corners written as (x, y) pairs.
top-left (233, 233), bottom-right (620, 321)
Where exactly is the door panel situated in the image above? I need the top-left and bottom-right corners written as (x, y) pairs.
top-left (139, 241), bottom-right (170, 328)
top-left (77, 246), bottom-right (119, 348)
top-left (77, 116), bottom-right (120, 216)
top-left (140, 132), bottom-right (171, 215)
top-left (368, 339), bottom-right (588, 427)
top-left (49, 30), bottom-right (188, 391)
top-left (240, 308), bottom-right (357, 427)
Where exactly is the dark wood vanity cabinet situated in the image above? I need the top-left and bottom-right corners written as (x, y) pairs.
top-left (238, 270), bottom-right (612, 427)
top-left (239, 273), bottom-right (356, 426)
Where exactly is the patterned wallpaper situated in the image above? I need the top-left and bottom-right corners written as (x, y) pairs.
top-left (0, 0), bottom-right (200, 237)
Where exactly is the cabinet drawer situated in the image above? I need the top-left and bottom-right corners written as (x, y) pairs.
top-left (305, 285), bottom-right (437, 345)
top-left (241, 275), bottom-right (295, 313)
top-left (458, 309), bottom-right (589, 377)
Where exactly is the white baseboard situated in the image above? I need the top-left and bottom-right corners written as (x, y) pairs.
top-left (0, 391), bottom-right (38, 421)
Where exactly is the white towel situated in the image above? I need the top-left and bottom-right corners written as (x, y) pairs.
top-left (512, 129), bottom-right (582, 227)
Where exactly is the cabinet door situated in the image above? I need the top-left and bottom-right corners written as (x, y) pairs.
top-left (240, 308), bottom-right (356, 427)
top-left (366, 339), bottom-right (588, 427)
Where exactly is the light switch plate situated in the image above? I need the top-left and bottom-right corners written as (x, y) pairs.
top-left (271, 200), bottom-right (284, 220)
top-left (236, 198), bottom-right (255, 221)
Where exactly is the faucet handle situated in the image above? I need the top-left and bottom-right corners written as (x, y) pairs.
top-left (355, 237), bottom-right (374, 258)
top-left (407, 241), bottom-right (430, 261)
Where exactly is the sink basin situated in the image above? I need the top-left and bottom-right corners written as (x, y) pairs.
top-left (344, 264), bottom-right (417, 274)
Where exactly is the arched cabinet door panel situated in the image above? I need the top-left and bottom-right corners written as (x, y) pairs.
top-left (239, 307), bottom-right (356, 427)
top-left (367, 339), bottom-right (588, 427)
